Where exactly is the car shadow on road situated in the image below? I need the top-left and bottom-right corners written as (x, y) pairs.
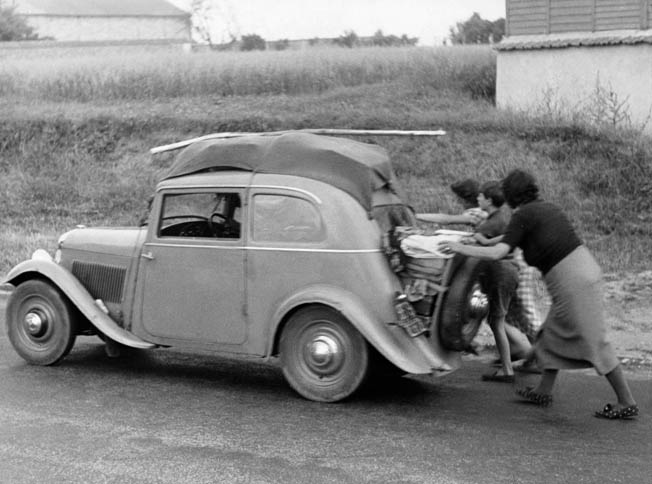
top-left (41, 339), bottom-right (296, 399)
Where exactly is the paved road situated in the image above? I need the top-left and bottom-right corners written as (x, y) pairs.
top-left (1, 299), bottom-right (651, 484)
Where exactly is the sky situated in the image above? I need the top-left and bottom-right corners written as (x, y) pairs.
top-left (167, 0), bottom-right (506, 46)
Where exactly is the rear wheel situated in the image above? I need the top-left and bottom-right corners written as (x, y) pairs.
top-left (438, 257), bottom-right (489, 351)
top-left (280, 307), bottom-right (369, 402)
top-left (6, 280), bottom-right (77, 365)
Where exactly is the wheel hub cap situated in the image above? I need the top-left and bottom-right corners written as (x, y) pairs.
top-left (469, 286), bottom-right (489, 318)
top-left (24, 311), bottom-right (47, 336)
top-left (309, 336), bottom-right (339, 364)
top-left (305, 334), bottom-right (344, 377)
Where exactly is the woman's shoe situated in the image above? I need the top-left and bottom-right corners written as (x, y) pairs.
top-left (594, 403), bottom-right (639, 420)
top-left (515, 386), bottom-right (553, 407)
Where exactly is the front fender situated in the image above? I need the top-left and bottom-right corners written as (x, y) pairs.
top-left (270, 284), bottom-right (459, 374)
top-left (4, 252), bottom-right (155, 349)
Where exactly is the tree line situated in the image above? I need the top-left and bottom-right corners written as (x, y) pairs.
top-left (0, 6), bottom-right (504, 47)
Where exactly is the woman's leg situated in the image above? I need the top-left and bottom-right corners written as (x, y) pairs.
top-left (488, 316), bottom-right (514, 375)
top-left (605, 365), bottom-right (637, 407)
top-left (534, 369), bottom-right (558, 395)
top-left (504, 323), bottom-right (531, 360)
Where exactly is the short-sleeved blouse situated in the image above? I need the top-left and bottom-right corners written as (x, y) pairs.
top-left (475, 204), bottom-right (510, 238)
top-left (502, 199), bottom-right (581, 275)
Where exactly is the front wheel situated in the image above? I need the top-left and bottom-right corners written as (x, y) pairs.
top-left (280, 307), bottom-right (369, 402)
top-left (6, 280), bottom-right (77, 365)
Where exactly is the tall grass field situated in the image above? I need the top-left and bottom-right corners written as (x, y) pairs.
top-left (0, 44), bottom-right (650, 274)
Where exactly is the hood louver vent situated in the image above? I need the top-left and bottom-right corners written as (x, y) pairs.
top-left (72, 261), bottom-right (126, 303)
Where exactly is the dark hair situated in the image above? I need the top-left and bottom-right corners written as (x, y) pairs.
top-left (479, 180), bottom-right (505, 207)
top-left (501, 169), bottom-right (539, 208)
top-left (450, 178), bottom-right (479, 208)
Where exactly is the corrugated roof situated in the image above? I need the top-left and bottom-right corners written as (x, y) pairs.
top-left (15, 0), bottom-right (189, 17)
top-left (496, 30), bottom-right (652, 51)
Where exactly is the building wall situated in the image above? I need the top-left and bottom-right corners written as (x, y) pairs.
top-left (496, 44), bottom-right (652, 132)
top-left (25, 16), bottom-right (190, 42)
top-left (507, 0), bottom-right (651, 35)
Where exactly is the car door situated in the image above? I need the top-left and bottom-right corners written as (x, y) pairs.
top-left (137, 188), bottom-right (247, 346)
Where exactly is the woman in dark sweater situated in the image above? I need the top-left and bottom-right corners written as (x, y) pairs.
top-left (440, 169), bottom-right (638, 419)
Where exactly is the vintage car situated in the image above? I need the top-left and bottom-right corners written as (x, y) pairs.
top-left (4, 132), bottom-right (488, 402)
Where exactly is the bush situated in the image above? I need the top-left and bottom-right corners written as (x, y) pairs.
top-left (241, 34), bottom-right (266, 51)
top-left (0, 3), bottom-right (37, 41)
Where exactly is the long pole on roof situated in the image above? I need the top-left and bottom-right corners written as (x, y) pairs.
top-left (150, 128), bottom-right (446, 155)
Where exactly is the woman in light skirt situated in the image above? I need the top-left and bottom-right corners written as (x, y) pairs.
top-left (440, 169), bottom-right (638, 419)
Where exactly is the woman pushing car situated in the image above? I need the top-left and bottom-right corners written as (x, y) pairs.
top-left (439, 169), bottom-right (638, 420)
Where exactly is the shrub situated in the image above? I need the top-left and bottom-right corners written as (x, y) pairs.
top-left (241, 34), bottom-right (266, 51)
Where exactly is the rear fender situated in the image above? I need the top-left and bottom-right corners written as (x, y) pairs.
top-left (269, 284), bottom-right (459, 374)
top-left (4, 252), bottom-right (155, 349)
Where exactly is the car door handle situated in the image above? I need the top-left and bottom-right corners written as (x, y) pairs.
top-left (141, 251), bottom-right (155, 260)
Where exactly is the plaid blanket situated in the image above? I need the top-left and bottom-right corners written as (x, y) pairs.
top-left (507, 251), bottom-right (551, 340)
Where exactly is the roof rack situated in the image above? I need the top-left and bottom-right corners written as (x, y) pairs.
top-left (150, 128), bottom-right (446, 155)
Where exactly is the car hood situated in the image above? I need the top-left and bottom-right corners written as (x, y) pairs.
top-left (59, 227), bottom-right (145, 258)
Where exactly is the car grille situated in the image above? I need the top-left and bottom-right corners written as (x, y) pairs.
top-left (71, 261), bottom-right (126, 303)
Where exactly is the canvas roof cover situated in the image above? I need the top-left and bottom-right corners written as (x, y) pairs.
top-left (162, 132), bottom-right (401, 212)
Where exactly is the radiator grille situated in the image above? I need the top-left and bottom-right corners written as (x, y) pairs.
top-left (72, 261), bottom-right (126, 303)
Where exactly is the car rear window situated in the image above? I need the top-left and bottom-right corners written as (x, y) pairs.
top-left (252, 194), bottom-right (325, 243)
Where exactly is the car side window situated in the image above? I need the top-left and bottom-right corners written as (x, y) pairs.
top-left (252, 194), bottom-right (324, 243)
top-left (159, 192), bottom-right (242, 239)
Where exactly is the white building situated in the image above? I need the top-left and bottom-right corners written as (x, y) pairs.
top-left (13, 0), bottom-right (190, 43)
top-left (497, 0), bottom-right (652, 133)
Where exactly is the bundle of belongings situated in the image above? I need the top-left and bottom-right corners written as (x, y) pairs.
top-left (385, 227), bottom-right (471, 316)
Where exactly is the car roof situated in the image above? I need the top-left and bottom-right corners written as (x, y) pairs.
top-left (160, 132), bottom-right (402, 212)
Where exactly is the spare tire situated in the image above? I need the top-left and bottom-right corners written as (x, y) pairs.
top-left (438, 256), bottom-right (489, 351)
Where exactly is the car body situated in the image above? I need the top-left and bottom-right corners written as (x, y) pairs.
top-left (4, 132), bottom-right (487, 402)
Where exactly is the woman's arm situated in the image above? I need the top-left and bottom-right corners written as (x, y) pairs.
top-left (440, 241), bottom-right (511, 260)
top-left (416, 213), bottom-right (475, 225)
top-left (473, 233), bottom-right (504, 246)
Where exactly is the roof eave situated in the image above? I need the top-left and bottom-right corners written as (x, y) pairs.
top-left (496, 29), bottom-right (652, 51)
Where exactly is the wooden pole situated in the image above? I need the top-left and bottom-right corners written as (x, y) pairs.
top-left (150, 128), bottom-right (447, 155)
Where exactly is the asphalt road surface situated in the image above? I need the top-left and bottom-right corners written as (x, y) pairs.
top-left (1, 300), bottom-right (651, 484)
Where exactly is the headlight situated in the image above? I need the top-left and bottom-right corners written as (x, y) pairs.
top-left (54, 249), bottom-right (62, 263)
top-left (57, 232), bottom-right (69, 247)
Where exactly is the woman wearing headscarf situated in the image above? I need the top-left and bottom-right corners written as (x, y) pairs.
top-left (439, 169), bottom-right (638, 419)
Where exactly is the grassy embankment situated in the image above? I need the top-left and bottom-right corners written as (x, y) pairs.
top-left (0, 45), bottom-right (650, 274)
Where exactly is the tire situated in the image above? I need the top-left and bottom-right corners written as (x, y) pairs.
top-left (6, 280), bottom-right (77, 365)
top-left (438, 256), bottom-right (489, 351)
top-left (280, 307), bottom-right (370, 402)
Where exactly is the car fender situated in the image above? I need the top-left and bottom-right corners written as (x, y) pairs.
top-left (270, 284), bottom-right (459, 374)
top-left (4, 252), bottom-right (156, 349)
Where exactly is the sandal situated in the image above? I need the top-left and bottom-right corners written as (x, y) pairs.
top-left (516, 386), bottom-right (553, 407)
top-left (594, 403), bottom-right (639, 420)
top-left (482, 371), bottom-right (515, 383)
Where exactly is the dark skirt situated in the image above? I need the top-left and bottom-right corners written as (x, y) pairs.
top-left (535, 246), bottom-right (619, 375)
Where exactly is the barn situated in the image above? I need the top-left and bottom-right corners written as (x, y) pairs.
top-left (496, 0), bottom-right (652, 133)
top-left (12, 0), bottom-right (190, 43)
